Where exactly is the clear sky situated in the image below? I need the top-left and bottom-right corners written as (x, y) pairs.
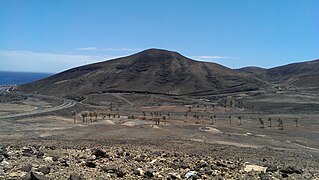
top-left (0, 0), bottom-right (318, 73)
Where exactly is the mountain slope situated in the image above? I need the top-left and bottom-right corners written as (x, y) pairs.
top-left (18, 49), bottom-right (265, 96)
top-left (238, 59), bottom-right (319, 88)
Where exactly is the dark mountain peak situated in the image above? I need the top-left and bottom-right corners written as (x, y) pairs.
top-left (19, 48), bottom-right (266, 96)
top-left (133, 48), bottom-right (186, 63)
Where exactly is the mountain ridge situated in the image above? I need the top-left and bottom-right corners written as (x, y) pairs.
top-left (18, 49), bottom-right (266, 96)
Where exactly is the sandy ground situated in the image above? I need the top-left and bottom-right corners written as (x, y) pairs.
top-left (0, 89), bottom-right (319, 178)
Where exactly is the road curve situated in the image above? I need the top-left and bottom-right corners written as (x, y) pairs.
top-left (0, 86), bottom-right (76, 119)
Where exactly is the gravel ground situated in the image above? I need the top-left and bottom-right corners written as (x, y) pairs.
top-left (1, 138), bottom-right (318, 180)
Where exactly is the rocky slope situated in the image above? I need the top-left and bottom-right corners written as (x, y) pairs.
top-left (1, 139), bottom-right (317, 180)
top-left (18, 49), bottom-right (265, 97)
top-left (238, 59), bottom-right (319, 88)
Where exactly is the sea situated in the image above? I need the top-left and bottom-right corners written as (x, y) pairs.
top-left (0, 71), bottom-right (53, 85)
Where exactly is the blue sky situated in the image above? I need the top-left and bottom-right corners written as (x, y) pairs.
top-left (0, 0), bottom-right (318, 73)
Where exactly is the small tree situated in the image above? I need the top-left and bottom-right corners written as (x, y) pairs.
top-left (295, 118), bottom-right (298, 127)
top-left (213, 115), bottom-right (217, 124)
top-left (72, 111), bottom-right (76, 124)
top-left (89, 112), bottom-right (93, 122)
top-left (210, 116), bottom-right (214, 125)
top-left (93, 112), bottom-right (98, 122)
top-left (238, 116), bottom-right (242, 126)
top-left (278, 118), bottom-right (283, 130)
top-left (259, 118), bottom-right (264, 128)
top-left (229, 115), bottom-right (232, 125)
top-left (268, 117), bottom-right (272, 127)
top-left (81, 112), bottom-right (88, 123)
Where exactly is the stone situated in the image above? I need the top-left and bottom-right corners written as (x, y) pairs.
top-left (92, 148), bottom-right (107, 158)
top-left (35, 151), bottom-right (44, 158)
top-left (69, 173), bottom-right (85, 180)
top-left (259, 173), bottom-right (272, 180)
top-left (20, 164), bottom-right (33, 172)
top-left (167, 173), bottom-right (180, 179)
top-left (185, 171), bottom-right (198, 179)
top-left (133, 168), bottom-right (141, 176)
top-left (37, 166), bottom-right (50, 174)
top-left (101, 164), bottom-right (117, 173)
top-left (44, 157), bottom-right (53, 163)
top-left (0, 154), bottom-right (4, 162)
top-left (52, 156), bottom-right (59, 161)
top-left (244, 165), bottom-right (267, 173)
top-left (116, 168), bottom-right (126, 178)
top-left (23, 171), bottom-right (48, 180)
top-left (9, 171), bottom-right (27, 177)
top-left (60, 158), bottom-right (69, 167)
top-left (22, 147), bottom-right (34, 157)
top-left (280, 166), bottom-right (302, 174)
top-left (282, 173), bottom-right (288, 178)
top-left (265, 164), bottom-right (278, 172)
top-left (216, 161), bottom-right (227, 167)
top-left (85, 161), bottom-right (96, 168)
top-left (144, 169), bottom-right (155, 178)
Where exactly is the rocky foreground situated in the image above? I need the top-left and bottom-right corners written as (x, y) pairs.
top-left (0, 139), bottom-right (318, 180)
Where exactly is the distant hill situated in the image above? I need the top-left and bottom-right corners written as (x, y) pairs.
top-left (18, 49), bottom-right (266, 96)
top-left (237, 59), bottom-right (319, 88)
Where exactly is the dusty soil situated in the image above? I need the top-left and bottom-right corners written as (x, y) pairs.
top-left (0, 89), bottom-right (319, 179)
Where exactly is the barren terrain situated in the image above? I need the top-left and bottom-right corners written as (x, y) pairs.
top-left (1, 85), bottom-right (319, 179)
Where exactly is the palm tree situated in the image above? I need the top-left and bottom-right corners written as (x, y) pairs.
top-left (278, 118), bottom-right (283, 130)
top-left (93, 112), bottom-right (98, 122)
top-left (72, 111), bottom-right (76, 124)
top-left (88, 112), bottom-right (93, 122)
top-left (238, 116), bottom-right (242, 126)
top-left (268, 117), bottom-right (272, 127)
top-left (213, 115), bottom-right (217, 124)
top-left (295, 118), bottom-right (298, 127)
top-left (81, 112), bottom-right (87, 123)
top-left (259, 118), bottom-right (264, 128)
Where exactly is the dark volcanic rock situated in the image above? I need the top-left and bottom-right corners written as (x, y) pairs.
top-left (280, 166), bottom-right (302, 174)
top-left (265, 164), bottom-right (278, 172)
top-left (37, 166), bottom-right (51, 174)
top-left (92, 148), bottom-right (107, 158)
top-left (0, 150), bottom-right (9, 158)
top-left (101, 164), bottom-right (117, 173)
top-left (144, 169), bottom-right (155, 178)
top-left (20, 164), bottom-right (33, 172)
top-left (69, 173), bottom-right (85, 180)
top-left (85, 161), bottom-right (96, 168)
top-left (23, 171), bottom-right (48, 180)
top-left (0, 154), bottom-right (4, 162)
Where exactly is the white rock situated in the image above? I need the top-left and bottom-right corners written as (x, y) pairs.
top-left (244, 164), bottom-right (267, 172)
top-left (44, 156), bottom-right (53, 163)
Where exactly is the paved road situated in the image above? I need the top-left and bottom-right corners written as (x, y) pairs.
top-left (0, 85), bottom-right (76, 119)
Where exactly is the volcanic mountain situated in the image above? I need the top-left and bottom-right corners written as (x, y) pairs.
top-left (19, 49), bottom-right (266, 96)
top-left (238, 59), bottom-right (319, 88)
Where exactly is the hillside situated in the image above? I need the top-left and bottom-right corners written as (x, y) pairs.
top-left (18, 49), bottom-right (265, 96)
top-left (238, 59), bottom-right (319, 88)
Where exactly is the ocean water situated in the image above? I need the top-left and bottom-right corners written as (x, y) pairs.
top-left (0, 71), bottom-right (53, 85)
